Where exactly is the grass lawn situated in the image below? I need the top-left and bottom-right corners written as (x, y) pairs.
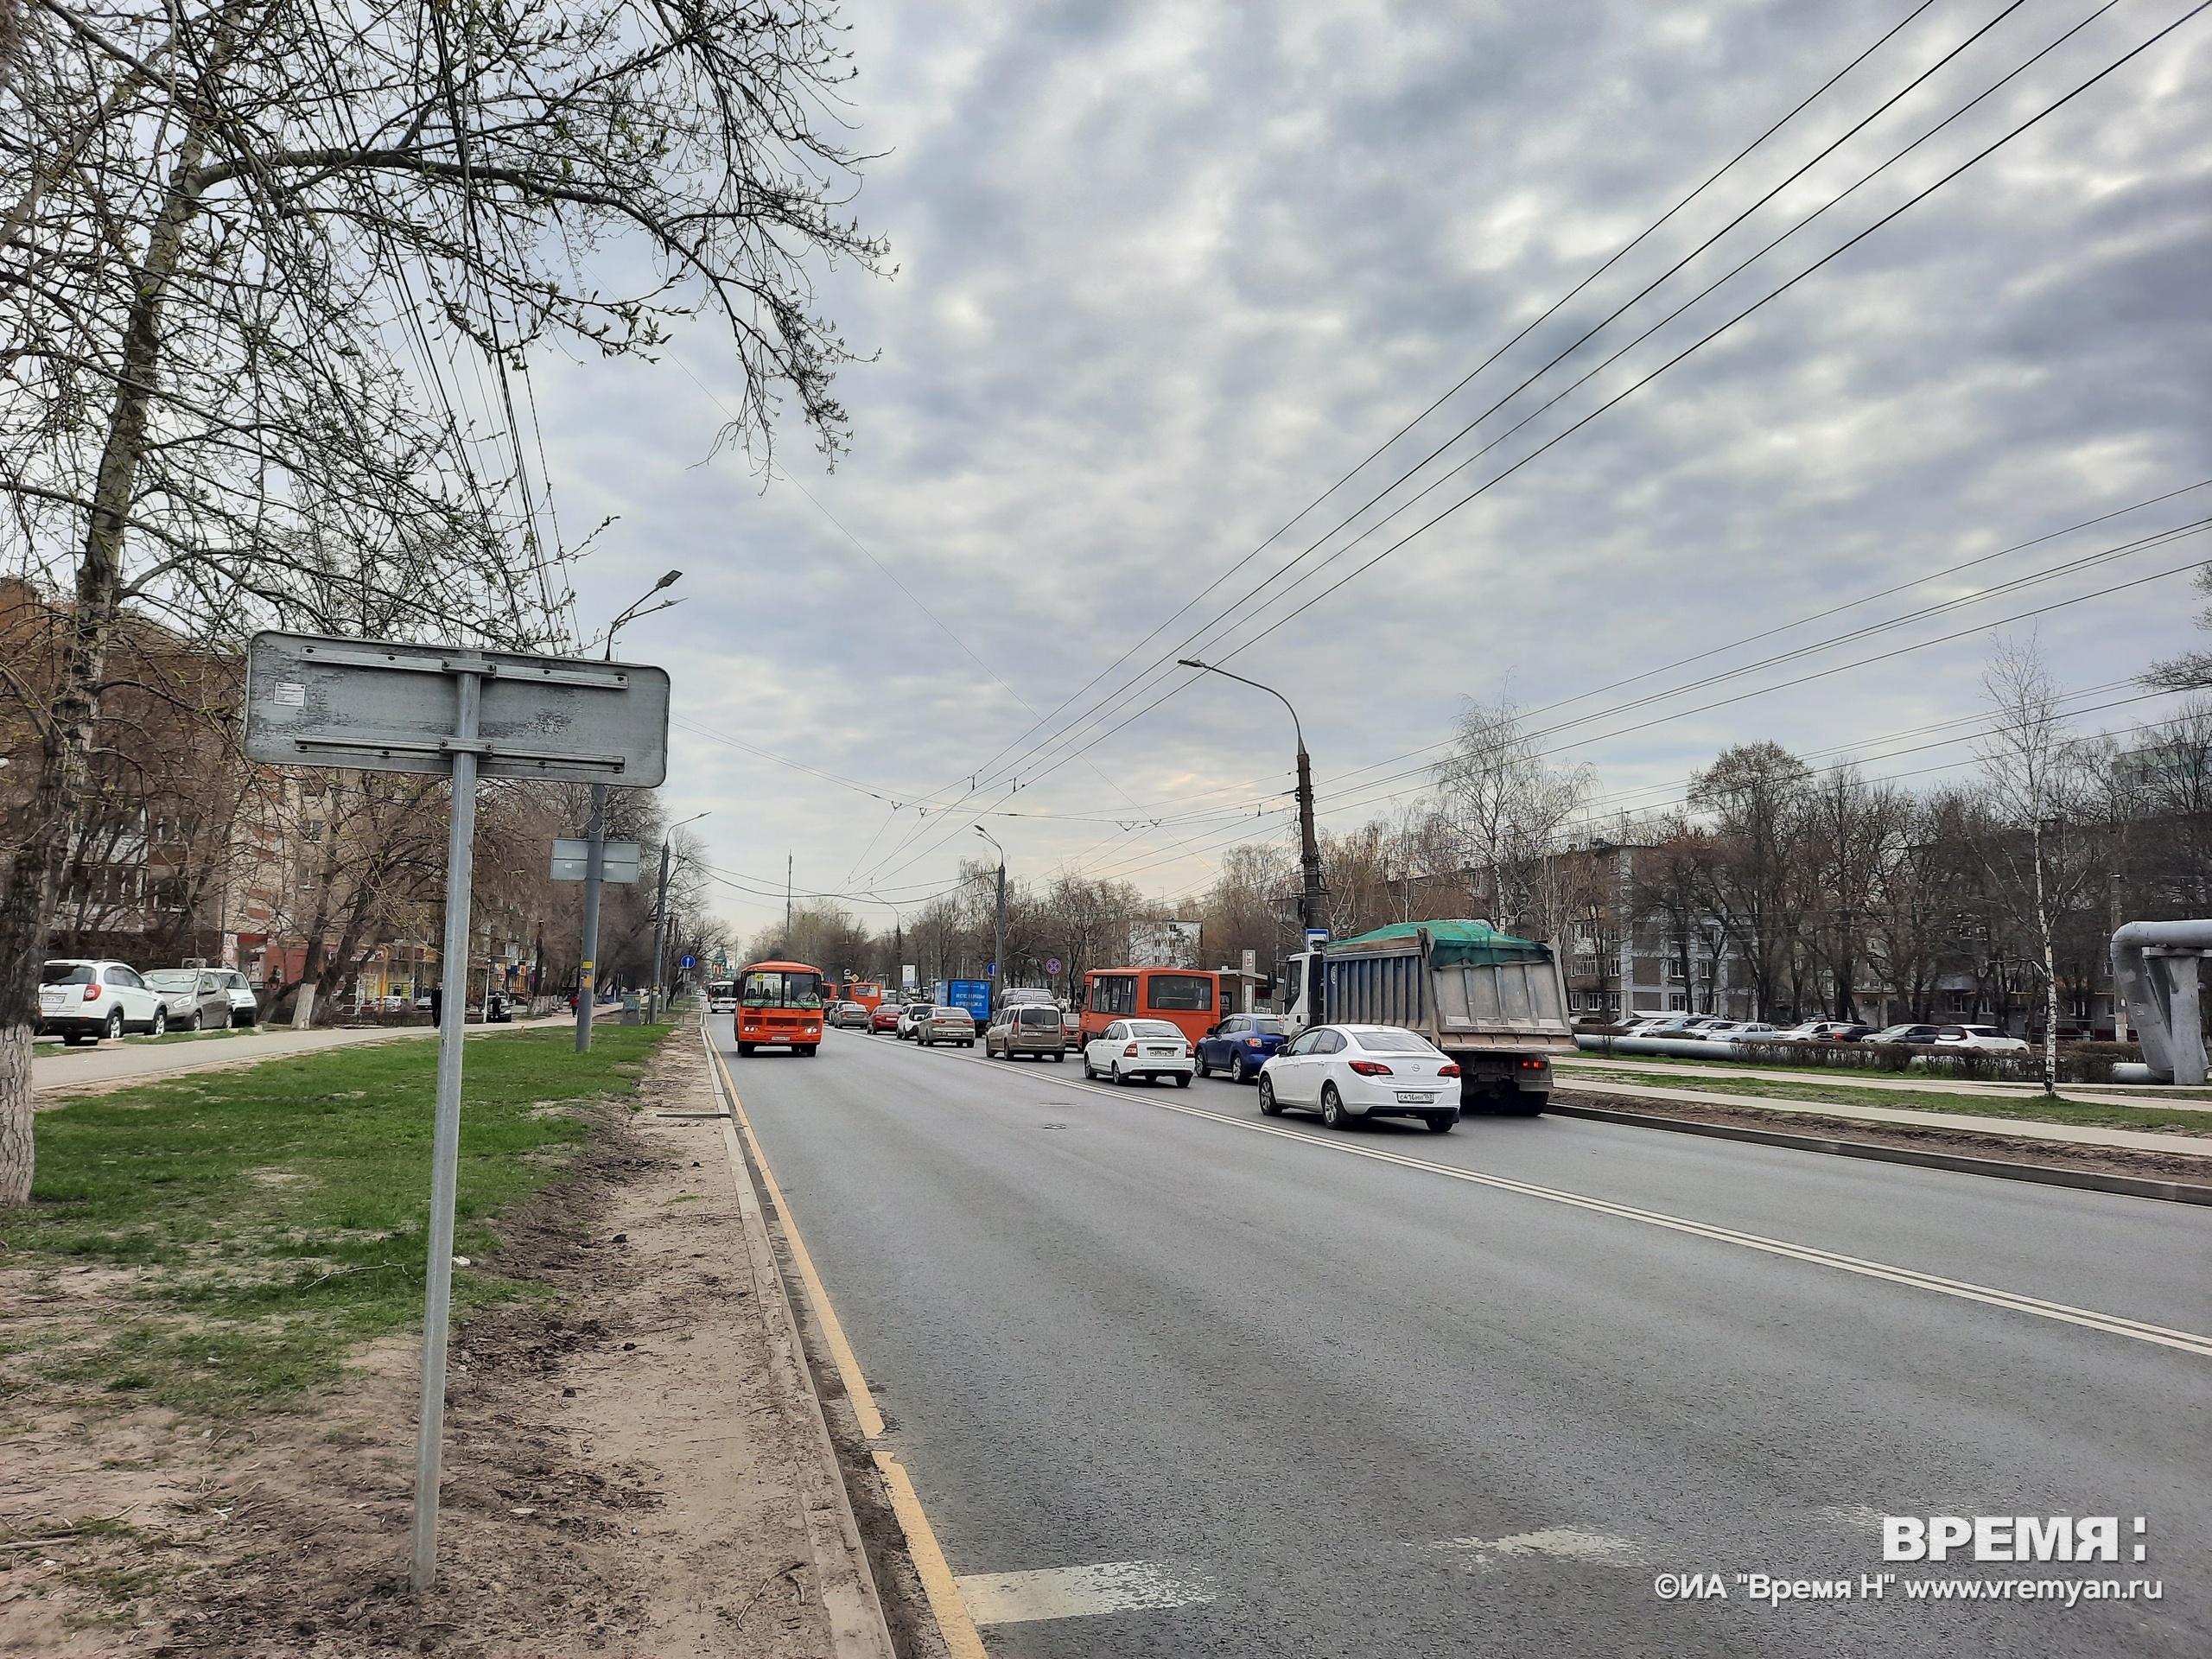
top-left (1560, 1050), bottom-right (2212, 1102)
top-left (3, 1022), bottom-right (675, 1414)
top-left (1575, 1068), bottom-right (2212, 1135)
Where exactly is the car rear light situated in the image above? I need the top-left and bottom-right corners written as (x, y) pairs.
top-left (83, 983), bottom-right (100, 1001)
top-left (1438, 1063), bottom-right (1460, 1077)
top-left (1519, 1058), bottom-right (1544, 1069)
top-left (1244, 1037), bottom-right (1263, 1048)
top-left (1347, 1060), bottom-right (1392, 1077)
top-left (1183, 1044), bottom-right (1193, 1058)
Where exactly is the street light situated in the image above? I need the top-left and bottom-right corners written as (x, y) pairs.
top-left (1178, 658), bottom-right (1326, 937)
top-left (603, 569), bottom-right (683, 660)
top-left (976, 824), bottom-right (1007, 1015)
top-left (648, 810), bottom-right (710, 1023)
top-left (578, 570), bottom-right (683, 1052)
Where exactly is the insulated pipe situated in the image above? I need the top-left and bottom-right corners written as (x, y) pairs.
top-left (2111, 919), bottom-right (2212, 1086)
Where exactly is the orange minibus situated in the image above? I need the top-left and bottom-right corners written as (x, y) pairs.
top-left (849, 980), bottom-right (885, 1012)
top-left (1078, 967), bottom-right (1226, 1048)
top-left (734, 959), bottom-right (825, 1056)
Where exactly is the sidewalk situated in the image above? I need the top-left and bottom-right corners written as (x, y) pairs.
top-left (1558, 1053), bottom-right (2212, 1109)
top-left (1561, 1075), bottom-right (2212, 1158)
top-left (31, 1012), bottom-right (575, 1096)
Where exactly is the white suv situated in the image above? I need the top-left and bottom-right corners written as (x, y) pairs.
top-left (39, 960), bottom-right (168, 1045)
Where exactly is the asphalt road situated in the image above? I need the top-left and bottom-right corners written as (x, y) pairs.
top-left (712, 1020), bottom-right (2211, 1658)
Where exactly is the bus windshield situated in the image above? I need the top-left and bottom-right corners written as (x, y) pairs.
top-left (741, 969), bottom-right (823, 1008)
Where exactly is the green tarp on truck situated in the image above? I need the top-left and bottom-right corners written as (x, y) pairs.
top-left (1321, 919), bottom-right (1553, 969)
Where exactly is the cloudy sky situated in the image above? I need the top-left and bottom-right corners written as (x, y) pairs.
top-left (536, 0), bottom-right (2212, 940)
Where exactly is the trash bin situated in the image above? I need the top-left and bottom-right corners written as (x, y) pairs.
top-left (621, 992), bottom-right (643, 1026)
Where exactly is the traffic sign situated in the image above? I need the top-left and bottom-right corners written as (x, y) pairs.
top-left (551, 838), bottom-right (640, 883)
top-left (1046, 957), bottom-right (1062, 974)
top-left (680, 954), bottom-right (696, 969)
top-left (985, 963), bottom-right (996, 978)
top-left (245, 632), bottom-right (670, 785)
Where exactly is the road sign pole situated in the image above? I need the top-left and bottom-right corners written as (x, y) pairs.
top-left (647, 836), bottom-right (671, 1024)
top-left (575, 783), bottom-right (607, 1052)
top-left (410, 671), bottom-right (483, 1593)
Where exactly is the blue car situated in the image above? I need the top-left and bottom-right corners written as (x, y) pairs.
top-left (1194, 1012), bottom-right (1291, 1083)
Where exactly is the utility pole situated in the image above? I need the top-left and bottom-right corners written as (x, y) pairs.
top-left (575, 783), bottom-right (606, 1052)
top-left (647, 810), bottom-right (709, 1024)
top-left (1179, 659), bottom-right (1326, 938)
top-left (2111, 870), bottom-right (2128, 1042)
top-left (976, 826), bottom-right (1007, 1014)
top-left (579, 567), bottom-right (683, 1052)
top-left (785, 853), bottom-right (793, 950)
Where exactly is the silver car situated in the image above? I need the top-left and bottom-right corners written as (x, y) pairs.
top-left (143, 969), bottom-right (235, 1031)
top-left (915, 1006), bottom-right (976, 1048)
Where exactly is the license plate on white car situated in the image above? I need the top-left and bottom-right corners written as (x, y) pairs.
top-left (1395, 1091), bottom-right (1436, 1104)
top-left (1145, 1047), bottom-right (1179, 1058)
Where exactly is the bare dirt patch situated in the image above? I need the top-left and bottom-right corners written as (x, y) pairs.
top-left (2, 1032), bottom-right (880, 1656)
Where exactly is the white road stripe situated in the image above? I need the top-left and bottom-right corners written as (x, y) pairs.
top-left (953, 1560), bottom-right (1216, 1625)
top-left (908, 1039), bottom-right (2212, 1359)
top-left (1423, 1528), bottom-right (1645, 1567)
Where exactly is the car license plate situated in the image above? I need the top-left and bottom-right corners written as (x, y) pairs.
top-left (1146, 1047), bottom-right (1178, 1057)
top-left (1395, 1091), bottom-right (1435, 1104)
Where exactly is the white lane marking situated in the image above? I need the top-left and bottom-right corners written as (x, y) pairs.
top-left (912, 1042), bottom-right (2212, 1359)
top-left (1424, 1528), bottom-right (1644, 1567)
top-left (953, 1560), bottom-right (1217, 1625)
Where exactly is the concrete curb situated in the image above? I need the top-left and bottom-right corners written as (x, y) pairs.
top-left (1550, 1101), bottom-right (2212, 1206)
top-left (702, 1027), bottom-right (899, 1659)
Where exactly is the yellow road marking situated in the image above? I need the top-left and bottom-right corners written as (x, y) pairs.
top-left (709, 1037), bottom-right (989, 1658)
top-left (912, 1037), bottom-right (2212, 1361)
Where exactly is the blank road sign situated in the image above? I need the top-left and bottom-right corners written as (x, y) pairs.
top-left (550, 839), bottom-right (641, 883)
top-left (245, 632), bottom-right (670, 785)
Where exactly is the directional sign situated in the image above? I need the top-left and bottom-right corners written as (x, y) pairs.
top-left (245, 632), bottom-right (670, 785)
top-left (1046, 957), bottom-right (1062, 975)
top-left (680, 954), bottom-right (696, 969)
top-left (550, 839), bottom-right (640, 883)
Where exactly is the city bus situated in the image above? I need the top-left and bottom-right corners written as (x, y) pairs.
top-left (848, 980), bottom-right (885, 1013)
top-left (734, 959), bottom-right (825, 1057)
top-left (1078, 966), bottom-right (1227, 1049)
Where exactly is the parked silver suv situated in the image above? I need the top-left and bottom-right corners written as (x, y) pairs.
top-left (38, 959), bottom-right (168, 1045)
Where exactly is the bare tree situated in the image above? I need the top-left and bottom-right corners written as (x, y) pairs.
top-left (1976, 637), bottom-right (2093, 1094)
top-left (1432, 696), bottom-right (1592, 942)
top-left (2145, 565), bottom-right (2212, 691)
top-left (0, 0), bottom-right (884, 1201)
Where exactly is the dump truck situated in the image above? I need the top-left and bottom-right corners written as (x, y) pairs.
top-left (1281, 921), bottom-right (1574, 1114)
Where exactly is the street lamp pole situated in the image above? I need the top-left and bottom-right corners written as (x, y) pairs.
top-left (976, 825), bottom-right (1007, 1016)
top-left (648, 810), bottom-right (710, 1024)
top-left (578, 570), bottom-right (683, 1052)
top-left (1179, 659), bottom-right (1326, 938)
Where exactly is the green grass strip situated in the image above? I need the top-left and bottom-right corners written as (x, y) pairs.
top-left (4, 1022), bottom-right (674, 1414)
top-left (1574, 1068), bottom-right (2212, 1135)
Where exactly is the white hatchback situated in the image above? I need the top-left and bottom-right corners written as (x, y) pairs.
top-left (1083, 1019), bottom-right (1193, 1087)
top-left (1258, 1024), bottom-right (1463, 1133)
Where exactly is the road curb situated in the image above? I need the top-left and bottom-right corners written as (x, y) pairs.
top-left (1549, 1101), bottom-right (2212, 1206)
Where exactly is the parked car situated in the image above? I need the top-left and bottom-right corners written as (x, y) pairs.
top-left (1699, 1020), bottom-right (1783, 1041)
top-left (37, 959), bottom-right (167, 1044)
top-left (915, 1005), bottom-right (976, 1048)
top-left (1194, 1012), bottom-right (1289, 1083)
top-left (832, 1001), bottom-right (874, 1030)
top-left (1934, 1024), bottom-right (2030, 1054)
top-left (1257, 1023), bottom-right (1462, 1133)
top-left (986, 1001), bottom-right (1067, 1061)
top-left (206, 969), bottom-right (260, 1026)
top-left (143, 969), bottom-right (233, 1031)
top-left (1867, 1023), bottom-right (1942, 1045)
top-left (1081, 1019), bottom-right (1193, 1086)
top-left (1777, 1020), bottom-right (1872, 1041)
top-left (870, 1003), bottom-right (905, 1034)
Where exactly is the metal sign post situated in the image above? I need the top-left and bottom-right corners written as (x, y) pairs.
top-left (244, 632), bottom-right (668, 1596)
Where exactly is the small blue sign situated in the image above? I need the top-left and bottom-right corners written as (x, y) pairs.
top-left (985, 963), bottom-right (996, 978)
top-left (679, 954), bottom-right (696, 969)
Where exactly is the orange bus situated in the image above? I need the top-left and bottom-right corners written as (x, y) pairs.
top-left (1079, 966), bottom-right (1227, 1048)
top-left (848, 981), bottom-right (885, 1012)
top-left (734, 959), bottom-right (825, 1057)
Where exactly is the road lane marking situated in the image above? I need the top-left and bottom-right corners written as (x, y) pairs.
top-left (914, 1041), bottom-right (2212, 1360)
top-left (954, 1560), bottom-right (1217, 1625)
top-left (707, 1034), bottom-right (990, 1659)
top-left (1421, 1528), bottom-right (1644, 1567)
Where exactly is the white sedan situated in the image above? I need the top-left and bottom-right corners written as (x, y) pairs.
top-left (1934, 1024), bottom-right (2030, 1054)
top-left (1257, 1024), bottom-right (1462, 1133)
top-left (1082, 1019), bottom-right (1194, 1087)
